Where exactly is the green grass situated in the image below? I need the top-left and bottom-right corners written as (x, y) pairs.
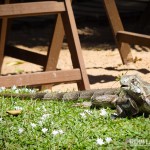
top-left (0, 88), bottom-right (150, 149)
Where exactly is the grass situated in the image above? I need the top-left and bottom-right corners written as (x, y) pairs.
top-left (0, 87), bottom-right (150, 150)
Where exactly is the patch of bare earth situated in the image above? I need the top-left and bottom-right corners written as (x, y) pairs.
top-left (2, 17), bottom-right (150, 92)
top-left (2, 45), bottom-right (150, 92)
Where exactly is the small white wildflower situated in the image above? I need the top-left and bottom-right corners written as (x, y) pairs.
top-left (96, 138), bottom-right (104, 145)
top-left (52, 130), bottom-right (59, 136)
top-left (52, 129), bottom-right (64, 135)
top-left (14, 106), bottom-right (23, 110)
top-left (31, 123), bottom-right (36, 128)
top-left (58, 130), bottom-right (64, 134)
top-left (0, 86), bottom-right (5, 92)
top-left (100, 108), bottom-right (107, 116)
top-left (136, 88), bottom-right (141, 93)
top-left (84, 109), bottom-right (92, 115)
top-left (80, 112), bottom-right (86, 118)
top-left (18, 128), bottom-right (24, 134)
top-left (14, 89), bottom-right (19, 94)
top-left (30, 89), bottom-right (36, 93)
top-left (36, 107), bottom-right (40, 111)
top-left (42, 128), bottom-right (48, 133)
top-left (0, 117), bottom-right (2, 122)
top-left (38, 120), bottom-right (43, 126)
top-left (105, 137), bottom-right (112, 143)
top-left (41, 114), bottom-right (50, 120)
top-left (24, 88), bottom-right (29, 92)
top-left (12, 85), bottom-right (17, 90)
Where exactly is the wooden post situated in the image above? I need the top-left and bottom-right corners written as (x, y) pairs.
top-left (61, 0), bottom-right (90, 90)
top-left (103, 0), bottom-right (133, 64)
top-left (0, 0), bottom-right (10, 71)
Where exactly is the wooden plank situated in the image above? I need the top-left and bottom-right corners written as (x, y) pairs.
top-left (42, 14), bottom-right (65, 90)
top-left (62, 0), bottom-right (90, 90)
top-left (103, 0), bottom-right (133, 64)
top-left (117, 31), bottom-right (150, 47)
top-left (44, 14), bottom-right (64, 71)
top-left (0, 1), bottom-right (66, 18)
top-left (0, 0), bottom-right (10, 72)
top-left (0, 69), bottom-right (82, 87)
top-left (5, 45), bottom-right (47, 66)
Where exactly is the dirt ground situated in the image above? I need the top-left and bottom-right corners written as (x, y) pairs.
top-left (2, 17), bottom-right (150, 92)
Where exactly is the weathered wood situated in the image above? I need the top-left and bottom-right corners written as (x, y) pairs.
top-left (0, 69), bottom-right (82, 87)
top-left (62, 0), bottom-right (90, 90)
top-left (0, 1), bottom-right (66, 18)
top-left (45, 14), bottom-right (65, 71)
top-left (5, 45), bottom-right (46, 66)
top-left (103, 0), bottom-right (133, 64)
top-left (0, 0), bottom-right (10, 72)
top-left (117, 31), bottom-right (150, 47)
top-left (0, 0), bottom-right (90, 91)
top-left (42, 14), bottom-right (65, 90)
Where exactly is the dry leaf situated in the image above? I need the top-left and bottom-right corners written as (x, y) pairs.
top-left (6, 61), bottom-right (24, 66)
top-left (7, 110), bottom-right (22, 116)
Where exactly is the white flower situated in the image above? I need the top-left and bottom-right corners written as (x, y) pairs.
top-left (18, 128), bottom-right (24, 134)
top-left (100, 108), bottom-right (107, 116)
top-left (42, 128), bottom-right (48, 133)
top-left (24, 88), bottom-right (29, 92)
top-left (14, 106), bottom-right (23, 110)
top-left (30, 89), bottom-right (36, 93)
top-left (31, 123), bottom-right (36, 128)
top-left (12, 85), bottom-right (17, 90)
top-left (96, 138), bottom-right (104, 145)
top-left (14, 89), bottom-right (19, 94)
top-left (0, 86), bottom-right (5, 92)
top-left (80, 112), bottom-right (86, 118)
top-left (36, 107), bottom-right (40, 111)
top-left (58, 130), bottom-right (64, 134)
top-left (52, 129), bottom-right (64, 136)
top-left (0, 118), bottom-right (2, 122)
top-left (84, 109), bottom-right (92, 115)
top-left (105, 137), bottom-right (112, 143)
top-left (41, 114), bottom-right (50, 120)
top-left (38, 121), bottom-right (43, 126)
top-left (52, 130), bottom-right (59, 135)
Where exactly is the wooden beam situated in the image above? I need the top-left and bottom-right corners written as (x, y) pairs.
top-left (62, 0), bottom-right (90, 90)
top-left (5, 45), bottom-right (47, 66)
top-left (0, 1), bottom-right (66, 18)
top-left (0, 0), bottom-right (10, 72)
top-left (103, 0), bottom-right (133, 64)
top-left (0, 69), bottom-right (82, 87)
top-left (117, 31), bottom-right (150, 47)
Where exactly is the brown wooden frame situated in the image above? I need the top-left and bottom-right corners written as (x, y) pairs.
top-left (0, 0), bottom-right (90, 90)
top-left (103, 0), bottom-right (150, 64)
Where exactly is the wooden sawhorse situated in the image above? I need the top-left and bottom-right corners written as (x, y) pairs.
top-left (0, 0), bottom-right (90, 90)
top-left (103, 0), bottom-right (150, 64)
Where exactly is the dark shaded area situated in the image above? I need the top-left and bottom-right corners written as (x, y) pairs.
top-left (88, 74), bottom-right (117, 84)
top-left (105, 67), bottom-right (150, 74)
top-left (5, 45), bottom-right (47, 66)
top-left (4, 0), bottom-right (150, 51)
top-left (86, 67), bottom-right (150, 84)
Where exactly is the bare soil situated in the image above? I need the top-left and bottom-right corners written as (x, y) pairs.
top-left (2, 17), bottom-right (150, 92)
